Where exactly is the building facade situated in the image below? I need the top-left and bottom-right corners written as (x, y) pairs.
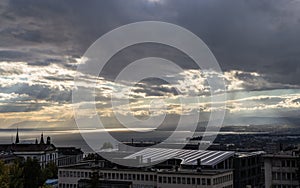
top-left (264, 150), bottom-right (300, 188)
top-left (233, 152), bottom-right (264, 188)
top-left (57, 147), bottom-right (84, 167)
top-left (58, 163), bottom-right (233, 188)
top-left (0, 132), bottom-right (58, 168)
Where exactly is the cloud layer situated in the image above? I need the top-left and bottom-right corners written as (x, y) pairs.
top-left (0, 0), bottom-right (300, 129)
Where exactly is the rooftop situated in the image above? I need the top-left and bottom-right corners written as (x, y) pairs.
top-left (59, 162), bottom-right (232, 175)
top-left (124, 148), bottom-right (235, 166)
top-left (0, 144), bottom-right (56, 152)
top-left (57, 147), bottom-right (83, 155)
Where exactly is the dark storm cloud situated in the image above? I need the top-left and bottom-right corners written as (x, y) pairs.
top-left (165, 0), bottom-right (300, 85)
top-left (1, 0), bottom-right (300, 88)
top-left (0, 104), bottom-right (44, 113)
top-left (0, 83), bottom-right (72, 102)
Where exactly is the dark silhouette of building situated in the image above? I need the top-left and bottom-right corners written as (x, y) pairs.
top-left (15, 128), bottom-right (19, 144)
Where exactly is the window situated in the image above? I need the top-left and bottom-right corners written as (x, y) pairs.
top-left (192, 178), bottom-right (195, 184)
top-left (172, 177), bottom-right (176, 184)
top-left (168, 177), bottom-right (171, 184)
top-left (158, 176), bottom-right (162, 183)
top-left (163, 177), bottom-right (167, 183)
top-left (141, 174), bottom-right (144, 181)
top-left (187, 177), bottom-right (191, 184)
top-left (207, 179), bottom-right (211, 185)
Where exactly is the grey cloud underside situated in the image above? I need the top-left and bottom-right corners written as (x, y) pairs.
top-left (0, 0), bottom-right (300, 129)
top-left (0, 0), bottom-right (299, 86)
top-left (0, 84), bottom-right (71, 103)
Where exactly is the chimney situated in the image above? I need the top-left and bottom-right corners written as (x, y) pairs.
top-left (196, 158), bottom-right (202, 172)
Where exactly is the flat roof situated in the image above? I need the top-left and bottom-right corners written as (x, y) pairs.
top-left (124, 148), bottom-right (235, 166)
top-left (235, 151), bottom-right (265, 158)
top-left (59, 162), bottom-right (232, 175)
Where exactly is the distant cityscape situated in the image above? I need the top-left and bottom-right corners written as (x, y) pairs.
top-left (1, 129), bottom-right (300, 188)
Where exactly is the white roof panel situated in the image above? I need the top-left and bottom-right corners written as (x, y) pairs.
top-left (124, 148), bottom-right (234, 166)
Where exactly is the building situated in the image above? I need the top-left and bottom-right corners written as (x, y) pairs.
top-left (58, 162), bottom-right (233, 188)
top-left (264, 150), bottom-right (300, 188)
top-left (233, 152), bottom-right (264, 188)
top-left (58, 148), bottom-right (238, 188)
top-left (0, 151), bottom-right (20, 164)
top-left (0, 129), bottom-right (84, 169)
top-left (78, 179), bottom-right (132, 188)
top-left (0, 130), bottom-right (58, 168)
top-left (57, 147), bottom-right (84, 167)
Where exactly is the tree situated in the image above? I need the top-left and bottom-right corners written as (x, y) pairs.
top-left (42, 162), bottom-right (58, 179)
top-left (23, 158), bottom-right (43, 188)
top-left (9, 160), bottom-right (24, 188)
top-left (0, 160), bottom-right (9, 188)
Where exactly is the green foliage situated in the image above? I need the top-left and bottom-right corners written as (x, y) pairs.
top-left (9, 160), bottom-right (24, 188)
top-left (42, 162), bottom-right (58, 179)
top-left (23, 158), bottom-right (43, 188)
top-left (0, 160), bottom-right (10, 188)
top-left (0, 158), bottom-right (58, 188)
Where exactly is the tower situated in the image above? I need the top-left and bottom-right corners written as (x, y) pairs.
top-left (40, 132), bottom-right (45, 144)
top-left (15, 128), bottom-right (19, 144)
top-left (46, 136), bottom-right (51, 145)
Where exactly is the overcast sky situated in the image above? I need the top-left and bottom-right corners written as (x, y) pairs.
top-left (0, 0), bottom-right (300, 130)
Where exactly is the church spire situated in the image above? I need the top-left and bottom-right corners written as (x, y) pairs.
top-left (40, 132), bottom-right (45, 144)
top-left (15, 127), bottom-right (19, 144)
